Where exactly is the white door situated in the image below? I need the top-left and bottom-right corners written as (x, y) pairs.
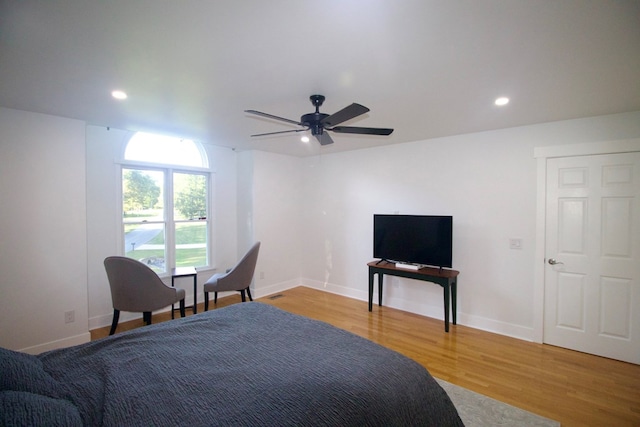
top-left (544, 152), bottom-right (640, 364)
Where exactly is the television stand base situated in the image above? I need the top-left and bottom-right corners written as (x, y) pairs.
top-left (394, 263), bottom-right (420, 271)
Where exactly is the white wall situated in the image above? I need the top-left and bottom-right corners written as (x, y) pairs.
top-left (236, 151), bottom-right (254, 260)
top-left (0, 108), bottom-right (90, 353)
top-left (299, 111), bottom-right (640, 340)
top-left (236, 150), bottom-right (303, 297)
top-left (251, 151), bottom-right (303, 295)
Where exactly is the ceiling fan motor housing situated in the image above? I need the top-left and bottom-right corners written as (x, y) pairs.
top-left (301, 112), bottom-right (329, 135)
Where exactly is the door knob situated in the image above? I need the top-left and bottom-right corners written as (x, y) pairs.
top-left (548, 258), bottom-right (564, 265)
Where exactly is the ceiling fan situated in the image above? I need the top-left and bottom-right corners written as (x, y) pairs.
top-left (245, 95), bottom-right (394, 146)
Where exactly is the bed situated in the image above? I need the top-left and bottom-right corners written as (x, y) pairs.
top-left (1, 302), bottom-right (464, 426)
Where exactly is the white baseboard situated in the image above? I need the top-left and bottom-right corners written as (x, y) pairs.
top-left (300, 277), bottom-right (368, 300)
top-left (301, 278), bottom-right (445, 319)
top-left (19, 332), bottom-right (91, 355)
top-left (254, 278), bottom-right (302, 299)
top-left (300, 278), bottom-right (534, 342)
top-left (458, 313), bottom-right (534, 342)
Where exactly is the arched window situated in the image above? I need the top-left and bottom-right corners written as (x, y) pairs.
top-left (124, 132), bottom-right (208, 167)
top-left (121, 132), bottom-right (210, 273)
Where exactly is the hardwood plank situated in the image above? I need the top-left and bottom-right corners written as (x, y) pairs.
top-left (90, 287), bottom-right (640, 426)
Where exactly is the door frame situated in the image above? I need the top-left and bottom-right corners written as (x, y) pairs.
top-left (533, 139), bottom-right (640, 343)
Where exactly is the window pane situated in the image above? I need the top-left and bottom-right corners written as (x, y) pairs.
top-left (123, 169), bottom-right (164, 223)
top-left (173, 172), bottom-right (207, 220)
top-left (124, 223), bottom-right (166, 273)
top-left (125, 132), bottom-right (206, 167)
top-left (175, 221), bottom-right (207, 268)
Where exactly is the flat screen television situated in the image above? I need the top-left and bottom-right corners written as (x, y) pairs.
top-left (373, 214), bottom-right (453, 268)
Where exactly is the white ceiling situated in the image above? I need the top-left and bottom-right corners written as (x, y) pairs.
top-left (1, 1), bottom-right (639, 157)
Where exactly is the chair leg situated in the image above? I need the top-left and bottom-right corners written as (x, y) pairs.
top-left (143, 311), bottom-right (152, 325)
top-left (204, 291), bottom-right (209, 311)
top-left (214, 292), bottom-right (218, 303)
top-left (109, 309), bottom-right (120, 335)
top-left (246, 287), bottom-right (253, 301)
top-left (179, 298), bottom-right (186, 318)
top-left (240, 289), bottom-right (246, 302)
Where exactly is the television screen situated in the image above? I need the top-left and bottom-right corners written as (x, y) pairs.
top-left (373, 214), bottom-right (453, 268)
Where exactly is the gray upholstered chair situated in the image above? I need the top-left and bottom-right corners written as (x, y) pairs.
top-left (104, 256), bottom-right (186, 335)
top-left (204, 241), bottom-right (260, 310)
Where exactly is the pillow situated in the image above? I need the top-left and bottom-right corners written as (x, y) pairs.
top-left (0, 390), bottom-right (82, 427)
top-left (0, 347), bottom-right (62, 398)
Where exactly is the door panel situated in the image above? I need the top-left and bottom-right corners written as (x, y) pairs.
top-left (558, 198), bottom-right (587, 254)
top-left (544, 152), bottom-right (640, 364)
top-left (599, 276), bottom-right (631, 338)
top-left (556, 272), bottom-right (585, 331)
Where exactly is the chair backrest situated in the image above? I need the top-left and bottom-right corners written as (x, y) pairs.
top-left (219, 241), bottom-right (261, 290)
top-left (104, 256), bottom-right (178, 312)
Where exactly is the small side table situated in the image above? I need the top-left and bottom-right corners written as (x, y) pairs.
top-left (171, 267), bottom-right (198, 318)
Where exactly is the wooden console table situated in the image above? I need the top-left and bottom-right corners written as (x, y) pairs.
top-left (367, 260), bottom-right (459, 332)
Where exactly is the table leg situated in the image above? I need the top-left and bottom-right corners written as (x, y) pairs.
top-left (171, 276), bottom-right (175, 319)
top-left (452, 279), bottom-right (457, 325)
top-left (443, 283), bottom-right (450, 333)
top-left (368, 269), bottom-right (374, 311)
top-left (192, 274), bottom-right (197, 314)
top-left (378, 273), bottom-right (383, 306)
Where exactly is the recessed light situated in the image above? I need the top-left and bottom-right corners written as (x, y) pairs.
top-left (301, 135), bottom-right (310, 143)
top-left (112, 90), bottom-right (128, 100)
top-left (495, 97), bottom-right (509, 106)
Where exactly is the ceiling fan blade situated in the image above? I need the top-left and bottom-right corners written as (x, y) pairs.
top-left (315, 132), bottom-right (334, 146)
top-left (245, 110), bottom-right (303, 126)
top-left (331, 126), bottom-right (394, 136)
top-left (250, 129), bottom-right (307, 137)
top-left (321, 103), bottom-right (370, 127)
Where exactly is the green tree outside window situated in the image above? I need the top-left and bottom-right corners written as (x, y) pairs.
top-left (174, 173), bottom-right (206, 220)
top-left (123, 170), bottom-right (161, 212)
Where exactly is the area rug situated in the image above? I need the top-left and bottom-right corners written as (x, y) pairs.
top-left (436, 379), bottom-right (560, 427)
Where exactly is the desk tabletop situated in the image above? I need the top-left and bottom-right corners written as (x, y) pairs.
top-left (171, 266), bottom-right (198, 277)
top-left (368, 260), bottom-right (459, 278)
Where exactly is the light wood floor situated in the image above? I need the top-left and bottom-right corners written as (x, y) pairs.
top-left (91, 287), bottom-right (640, 427)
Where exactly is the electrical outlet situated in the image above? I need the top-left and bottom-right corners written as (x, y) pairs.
top-left (509, 238), bottom-right (523, 250)
top-left (64, 310), bottom-right (75, 324)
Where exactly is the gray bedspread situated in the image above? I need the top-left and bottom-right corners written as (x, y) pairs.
top-left (3, 302), bottom-right (463, 426)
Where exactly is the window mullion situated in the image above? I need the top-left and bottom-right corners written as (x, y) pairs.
top-left (165, 168), bottom-right (175, 271)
